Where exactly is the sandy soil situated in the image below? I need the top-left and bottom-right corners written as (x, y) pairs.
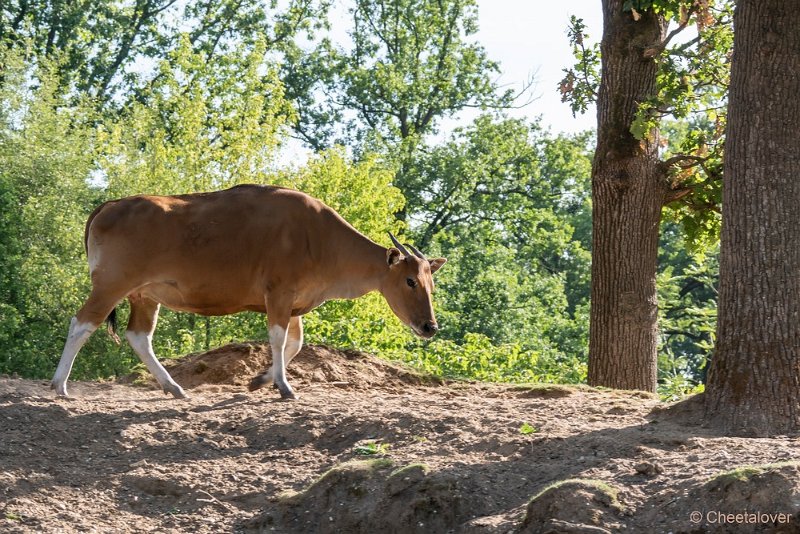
top-left (1, 343), bottom-right (799, 533)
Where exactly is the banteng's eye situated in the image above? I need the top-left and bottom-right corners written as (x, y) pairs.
top-left (407, 278), bottom-right (417, 288)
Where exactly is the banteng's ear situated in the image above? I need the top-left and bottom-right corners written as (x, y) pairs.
top-left (429, 257), bottom-right (447, 274)
top-left (387, 247), bottom-right (403, 266)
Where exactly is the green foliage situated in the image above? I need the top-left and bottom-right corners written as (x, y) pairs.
top-left (656, 220), bottom-right (718, 399)
top-left (519, 423), bottom-right (537, 435)
top-left (660, 120), bottom-right (724, 252)
top-left (623, 0), bottom-right (703, 20)
top-left (0, 55), bottom-right (133, 378)
top-left (391, 333), bottom-right (587, 384)
top-left (353, 441), bottom-right (391, 456)
top-left (400, 116), bottom-right (592, 370)
top-left (559, 16), bottom-right (600, 117)
top-left (0, 0), bottom-right (328, 105)
top-left (101, 35), bottom-right (294, 197)
top-left (345, 0), bottom-right (510, 141)
top-left (287, 0), bottom-right (515, 153)
top-left (4, 511), bottom-right (22, 522)
top-left (640, 2), bottom-right (731, 248)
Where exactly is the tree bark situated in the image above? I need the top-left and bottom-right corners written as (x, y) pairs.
top-left (588, 1), bottom-right (667, 392)
top-left (704, 0), bottom-right (800, 436)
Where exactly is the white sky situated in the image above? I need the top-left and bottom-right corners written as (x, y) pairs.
top-left (474, 0), bottom-right (602, 134)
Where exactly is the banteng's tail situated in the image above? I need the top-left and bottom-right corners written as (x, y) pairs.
top-left (106, 308), bottom-right (121, 345)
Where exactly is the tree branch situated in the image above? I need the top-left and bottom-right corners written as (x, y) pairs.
top-left (662, 154), bottom-right (710, 169)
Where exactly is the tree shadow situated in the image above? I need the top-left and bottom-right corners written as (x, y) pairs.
top-left (0, 391), bottom-right (291, 526)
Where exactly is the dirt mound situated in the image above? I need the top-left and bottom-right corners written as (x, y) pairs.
top-left (647, 392), bottom-right (706, 427)
top-left (649, 462), bottom-right (800, 533)
top-left (165, 343), bottom-right (270, 388)
top-left (134, 342), bottom-right (439, 392)
top-left (519, 479), bottom-right (626, 534)
top-left (246, 459), bottom-right (462, 534)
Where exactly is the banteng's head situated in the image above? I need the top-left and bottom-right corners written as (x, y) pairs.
top-left (381, 233), bottom-right (446, 339)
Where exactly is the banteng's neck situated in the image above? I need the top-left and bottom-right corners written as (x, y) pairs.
top-left (325, 228), bottom-right (390, 300)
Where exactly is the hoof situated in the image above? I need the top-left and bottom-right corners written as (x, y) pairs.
top-left (278, 387), bottom-right (297, 401)
top-left (163, 383), bottom-right (188, 399)
top-left (51, 381), bottom-right (69, 397)
top-left (248, 374), bottom-right (271, 392)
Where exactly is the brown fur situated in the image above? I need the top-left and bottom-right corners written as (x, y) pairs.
top-left (81, 185), bottom-right (443, 325)
top-left (66, 184), bottom-right (445, 398)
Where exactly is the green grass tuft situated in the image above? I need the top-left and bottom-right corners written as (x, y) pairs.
top-left (708, 461), bottom-right (800, 484)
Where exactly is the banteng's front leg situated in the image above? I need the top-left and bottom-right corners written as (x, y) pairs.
top-left (249, 293), bottom-right (297, 400)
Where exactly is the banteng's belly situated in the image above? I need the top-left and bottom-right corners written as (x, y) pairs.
top-left (138, 279), bottom-right (266, 316)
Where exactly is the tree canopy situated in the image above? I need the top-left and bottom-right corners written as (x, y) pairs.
top-left (0, 0), bottom-right (736, 404)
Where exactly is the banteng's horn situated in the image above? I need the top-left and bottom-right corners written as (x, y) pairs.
top-left (405, 243), bottom-right (427, 261)
top-left (388, 232), bottom-right (411, 257)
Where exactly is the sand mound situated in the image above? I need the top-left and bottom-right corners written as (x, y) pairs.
top-left (149, 342), bottom-right (439, 392)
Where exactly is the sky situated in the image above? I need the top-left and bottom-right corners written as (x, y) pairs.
top-left (473, 0), bottom-right (602, 134)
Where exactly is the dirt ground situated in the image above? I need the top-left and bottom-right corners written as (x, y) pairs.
top-left (1, 343), bottom-right (799, 533)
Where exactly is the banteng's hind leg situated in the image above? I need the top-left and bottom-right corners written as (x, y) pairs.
top-left (248, 315), bottom-right (303, 396)
top-left (126, 295), bottom-right (187, 399)
top-left (51, 318), bottom-right (99, 397)
top-left (52, 288), bottom-right (124, 397)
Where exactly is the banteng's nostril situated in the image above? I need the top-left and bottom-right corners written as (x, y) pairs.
top-left (423, 322), bottom-right (438, 334)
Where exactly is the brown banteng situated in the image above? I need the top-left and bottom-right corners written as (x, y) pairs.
top-left (51, 184), bottom-right (446, 400)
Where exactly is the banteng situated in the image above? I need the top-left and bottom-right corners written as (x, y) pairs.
top-left (51, 185), bottom-right (446, 400)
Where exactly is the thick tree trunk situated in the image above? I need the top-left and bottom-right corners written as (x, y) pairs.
top-left (704, 0), bottom-right (800, 436)
top-left (588, 1), bottom-right (667, 392)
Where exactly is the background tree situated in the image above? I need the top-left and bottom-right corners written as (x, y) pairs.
top-left (0, 57), bottom-right (120, 378)
top-left (285, 0), bottom-right (521, 208)
top-left (0, 0), bottom-right (326, 105)
top-left (562, 0), bottom-right (731, 392)
top-left (588, 1), bottom-right (667, 392)
top-left (704, 0), bottom-right (800, 436)
top-left (401, 115), bottom-right (593, 382)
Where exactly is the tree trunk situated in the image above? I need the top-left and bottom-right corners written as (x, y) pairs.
top-left (588, 1), bottom-right (667, 392)
top-left (704, 0), bottom-right (800, 436)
